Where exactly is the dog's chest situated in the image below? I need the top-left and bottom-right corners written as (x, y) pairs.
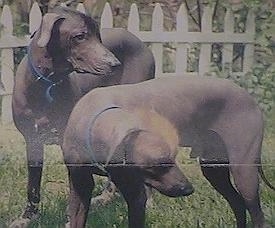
top-left (26, 83), bottom-right (74, 144)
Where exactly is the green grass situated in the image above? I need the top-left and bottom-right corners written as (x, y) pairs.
top-left (0, 124), bottom-right (274, 228)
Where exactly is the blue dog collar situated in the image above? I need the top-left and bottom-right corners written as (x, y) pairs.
top-left (27, 45), bottom-right (63, 103)
top-left (86, 105), bottom-right (121, 172)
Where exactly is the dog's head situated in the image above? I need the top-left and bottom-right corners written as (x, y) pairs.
top-left (87, 107), bottom-right (194, 197)
top-left (109, 109), bottom-right (194, 197)
top-left (125, 130), bottom-right (194, 197)
top-left (35, 7), bottom-right (120, 75)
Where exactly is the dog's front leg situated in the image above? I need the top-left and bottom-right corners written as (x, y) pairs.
top-left (111, 170), bottom-right (147, 228)
top-left (125, 186), bottom-right (147, 228)
top-left (24, 136), bottom-right (44, 219)
top-left (66, 166), bottom-right (94, 228)
top-left (9, 136), bottom-right (44, 228)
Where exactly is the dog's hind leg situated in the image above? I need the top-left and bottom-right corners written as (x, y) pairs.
top-left (200, 163), bottom-right (247, 228)
top-left (230, 164), bottom-right (265, 228)
top-left (211, 108), bottom-right (266, 227)
top-left (229, 137), bottom-right (265, 228)
top-left (224, 114), bottom-right (265, 227)
top-left (223, 132), bottom-right (265, 226)
top-left (199, 130), bottom-right (246, 227)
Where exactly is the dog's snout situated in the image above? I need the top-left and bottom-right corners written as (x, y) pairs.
top-left (104, 53), bottom-right (121, 67)
top-left (180, 182), bottom-right (194, 196)
top-left (110, 57), bottom-right (121, 67)
top-left (166, 182), bottom-right (194, 197)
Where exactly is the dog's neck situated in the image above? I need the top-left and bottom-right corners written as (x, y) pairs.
top-left (88, 108), bottom-right (144, 166)
top-left (27, 39), bottom-right (74, 103)
top-left (28, 35), bottom-right (73, 83)
top-left (28, 42), bottom-right (54, 80)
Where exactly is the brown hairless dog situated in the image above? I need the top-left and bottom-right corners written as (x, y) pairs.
top-left (63, 76), bottom-right (274, 228)
top-left (11, 7), bottom-right (154, 227)
top-left (63, 107), bottom-right (194, 228)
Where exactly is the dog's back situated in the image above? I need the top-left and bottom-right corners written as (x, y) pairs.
top-left (71, 76), bottom-right (261, 135)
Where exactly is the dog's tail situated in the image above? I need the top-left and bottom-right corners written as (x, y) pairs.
top-left (259, 165), bottom-right (275, 191)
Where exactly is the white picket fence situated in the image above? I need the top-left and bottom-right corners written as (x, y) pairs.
top-left (0, 2), bottom-right (255, 123)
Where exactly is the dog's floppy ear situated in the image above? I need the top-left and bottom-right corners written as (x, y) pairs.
top-left (37, 13), bottom-right (65, 47)
top-left (110, 129), bottom-right (143, 164)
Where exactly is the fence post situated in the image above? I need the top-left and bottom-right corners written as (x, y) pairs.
top-left (222, 8), bottom-right (234, 76)
top-left (176, 4), bottom-right (188, 76)
top-left (199, 6), bottom-right (213, 76)
top-left (76, 3), bottom-right (86, 14)
top-left (101, 3), bottom-right (113, 28)
top-left (151, 3), bottom-right (163, 77)
top-left (29, 2), bottom-right (42, 35)
top-left (243, 9), bottom-right (255, 74)
top-left (222, 9), bottom-right (234, 76)
top-left (1, 5), bottom-right (14, 124)
top-left (128, 4), bottom-right (139, 34)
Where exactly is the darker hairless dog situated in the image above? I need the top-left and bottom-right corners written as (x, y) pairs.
top-left (63, 76), bottom-right (274, 228)
top-left (11, 7), bottom-right (154, 227)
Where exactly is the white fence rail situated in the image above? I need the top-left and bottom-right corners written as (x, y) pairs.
top-left (0, 2), bottom-right (255, 123)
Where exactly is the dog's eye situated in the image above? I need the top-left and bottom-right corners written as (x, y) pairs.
top-left (72, 33), bottom-right (87, 42)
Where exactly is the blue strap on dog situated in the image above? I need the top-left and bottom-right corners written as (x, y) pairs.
top-left (45, 81), bottom-right (63, 103)
top-left (27, 45), bottom-right (62, 103)
top-left (86, 105), bottom-right (121, 173)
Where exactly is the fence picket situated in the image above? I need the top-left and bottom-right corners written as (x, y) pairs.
top-left (29, 2), bottom-right (42, 35)
top-left (199, 6), bottom-right (213, 76)
top-left (101, 3), bottom-right (113, 28)
top-left (1, 5), bottom-right (13, 35)
top-left (76, 3), bottom-right (86, 14)
top-left (243, 9), bottom-right (255, 73)
top-left (1, 5), bottom-right (14, 123)
top-left (128, 4), bottom-right (139, 34)
top-left (176, 4), bottom-right (188, 76)
top-left (151, 3), bottom-right (164, 76)
top-left (222, 8), bottom-right (234, 75)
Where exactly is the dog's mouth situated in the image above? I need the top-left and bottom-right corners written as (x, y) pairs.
top-left (74, 68), bottom-right (112, 77)
top-left (69, 54), bottom-right (120, 77)
top-left (72, 62), bottom-right (115, 76)
top-left (74, 68), bottom-right (92, 74)
top-left (145, 181), bottom-right (194, 197)
top-left (75, 66), bottom-right (117, 77)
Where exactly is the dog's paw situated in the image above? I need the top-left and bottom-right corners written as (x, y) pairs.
top-left (9, 218), bottom-right (31, 228)
top-left (9, 206), bottom-right (40, 228)
top-left (90, 181), bottom-right (118, 208)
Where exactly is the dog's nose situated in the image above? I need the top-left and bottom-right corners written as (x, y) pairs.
top-left (113, 58), bottom-right (121, 67)
top-left (109, 57), bottom-right (121, 67)
top-left (180, 182), bottom-right (194, 196)
top-left (168, 182), bottom-right (194, 197)
top-left (104, 53), bottom-right (121, 67)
